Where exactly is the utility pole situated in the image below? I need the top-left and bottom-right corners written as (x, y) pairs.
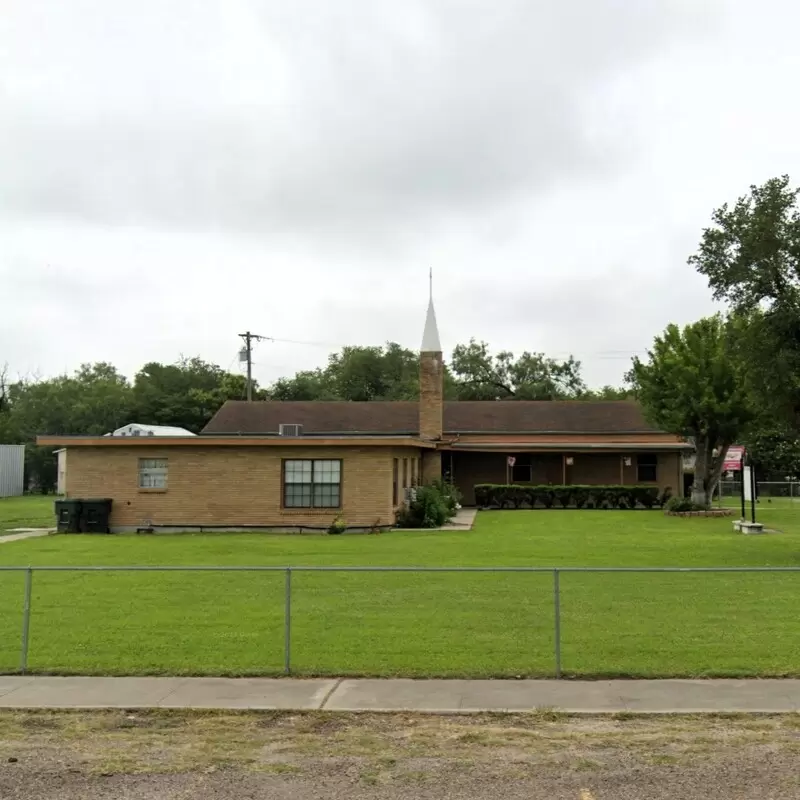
top-left (238, 332), bottom-right (268, 401)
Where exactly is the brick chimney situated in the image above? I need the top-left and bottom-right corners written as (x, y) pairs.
top-left (419, 291), bottom-right (443, 481)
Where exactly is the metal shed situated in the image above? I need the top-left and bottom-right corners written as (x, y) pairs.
top-left (0, 445), bottom-right (25, 498)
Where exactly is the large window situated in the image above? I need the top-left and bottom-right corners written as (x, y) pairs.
top-left (637, 453), bottom-right (658, 483)
top-left (283, 459), bottom-right (341, 508)
top-left (139, 458), bottom-right (168, 489)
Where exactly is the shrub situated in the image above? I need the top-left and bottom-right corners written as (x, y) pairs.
top-left (474, 484), bottom-right (491, 508)
top-left (397, 484), bottom-right (450, 528)
top-left (552, 486), bottom-right (574, 509)
top-left (431, 479), bottom-right (462, 514)
top-left (531, 486), bottom-right (555, 508)
top-left (572, 485), bottom-right (590, 509)
top-left (632, 486), bottom-right (659, 509)
top-left (472, 483), bottom-right (666, 510)
top-left (665, 496), bottom-right (705, 513)
top-left (328, 516), bottom-right (347, 535)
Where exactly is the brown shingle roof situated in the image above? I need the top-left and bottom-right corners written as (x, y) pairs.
top-left (201, 400), bottom-right (661, 435)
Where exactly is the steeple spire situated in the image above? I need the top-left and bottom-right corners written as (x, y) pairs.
top-left (421, 269), bottom-right (442, 353)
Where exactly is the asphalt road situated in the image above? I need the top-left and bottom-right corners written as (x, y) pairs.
top-left (1, 710), bottom-right (798, 799)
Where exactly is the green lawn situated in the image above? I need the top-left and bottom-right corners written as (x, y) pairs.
top-left (0, 496), bottom-right (56, 534)
top-left (0, 496), bottom-right (798, 678)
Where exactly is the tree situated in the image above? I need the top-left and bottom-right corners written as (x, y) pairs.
top-left (325, 343), bottom-right (420, 401)
top-left (1, 363), bottom-right (133, 492)
top-left (131, 357), bottom-right (255, 433)
top-left (630, 316), bottom-right (754, 508)
top-left (7, 363), bottom-right (132, 439)
top-left (690, 176), bottom-right (800, 424)
top-left (743, 418), bottom-right (800, 479)
top-left (449, 339), bottom-right (586, 400)
top-left (580, 385), bottom-right (635, 401)
top-left (267, 343), bottom-right (425, 402)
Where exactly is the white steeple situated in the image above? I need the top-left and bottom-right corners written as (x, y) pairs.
top-left (421, 269), bottom-right (442, 352)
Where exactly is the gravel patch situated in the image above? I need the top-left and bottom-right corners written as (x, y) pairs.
top-left (1, 710), bottom-right (798, 799)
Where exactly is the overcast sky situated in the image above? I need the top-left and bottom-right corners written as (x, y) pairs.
top-left (2, 0), bottom-right (798, 389)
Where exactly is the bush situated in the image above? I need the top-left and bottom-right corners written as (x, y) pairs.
top-left (552, 486), bottom-right (574, 509)
top-left (530, 486), bottom-right (555, 508)
top-left (632, 486), bottom-right (659, 509)
top-left (573, 485), bottom-right (590, 509)
top-left (327, 516), bottom-right (347, 535)
top-left (397, 484), bottom-right (450, 528)
top-left (665, 496), bottom-right (705, 513)
top-left (473, 484), bottom-right (666, 510)
top-left (431, 479), bottom-right (463, 515)
top-left (474, 484), bottom-right (491, 508)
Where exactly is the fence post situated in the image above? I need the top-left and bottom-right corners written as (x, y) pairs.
top-left (20, 567), bottom-right (33, 675)
top-left (553, 568), bottom-right (561, 679)
top-left (284, 567), bottom-right (292, 675)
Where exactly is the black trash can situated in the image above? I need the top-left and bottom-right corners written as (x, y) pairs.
top-left (55, 499), bottom-right (82, 533)
top-left (79, 498), bottom-right (113, 534)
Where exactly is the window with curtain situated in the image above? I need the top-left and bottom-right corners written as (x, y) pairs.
top-left (138, 458), bottom-right (168, 489)
top-left (283, 459), bottom-right (341, 508)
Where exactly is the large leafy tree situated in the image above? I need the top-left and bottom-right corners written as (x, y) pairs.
top-left (1, 363), bottom-right (133, 492)
top-left (743, 418), bottom-right (800, 479)
top-left (690, 175), bottom-right (800, 424)
top-left (449, 339), bottom-right (586, 400)
top-left (630, 316), bottom-right (754, 508)
top-left (267, 343), bottom-right (427, 402)
top-left (131, 357), bottom-right (255, 433)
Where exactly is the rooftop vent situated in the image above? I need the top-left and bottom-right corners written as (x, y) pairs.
top-left (278, 424), bottom-right (303, 437)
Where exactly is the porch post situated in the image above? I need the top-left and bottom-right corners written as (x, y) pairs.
top-left (562, 454), bottom-right (566, 485)
top-left (619, 455), bottom-right (624, 484)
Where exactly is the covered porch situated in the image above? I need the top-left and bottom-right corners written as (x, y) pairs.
top-left (443, 447), bottom-right (683, 506)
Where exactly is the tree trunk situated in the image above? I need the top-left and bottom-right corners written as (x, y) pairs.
top-left (691, 439), bottom-right (709, 507)
top-left (706, 440), bottom-right (731, 508)
top-left (691, 436), bottom-right (729, 508)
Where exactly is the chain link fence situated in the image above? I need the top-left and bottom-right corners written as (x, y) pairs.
top-left (718, 481), bottom-right (800, 501)
top-left (1, 565), bottom-right (799, 679)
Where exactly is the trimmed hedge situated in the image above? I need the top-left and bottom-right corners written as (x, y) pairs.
top-left (474, 484), bottom-right (671, 510)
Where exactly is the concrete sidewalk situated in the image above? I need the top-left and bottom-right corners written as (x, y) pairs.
top-left (0, 676), bottom-right (799, 713)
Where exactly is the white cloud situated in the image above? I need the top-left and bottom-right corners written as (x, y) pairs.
top-left (2, 0), bottom-right (795, 390)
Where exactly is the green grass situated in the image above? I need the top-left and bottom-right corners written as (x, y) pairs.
top-left (0, 496), bottom-right (56, 533)
top-left (0, 496), bottom-right (798, 678)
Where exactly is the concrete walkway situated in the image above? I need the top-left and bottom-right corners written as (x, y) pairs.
top-left (440, 508), bottom-right (477, 530)
top-left (0, 529), bottom-right (53, 544)
top-left (0, 676), bottom-right (799, 713)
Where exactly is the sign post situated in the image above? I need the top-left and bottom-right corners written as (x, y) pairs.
top-left (723, 446), bottom-right (746, 519)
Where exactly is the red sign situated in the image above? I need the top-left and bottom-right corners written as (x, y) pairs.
top-left (507, 456), bottom-right (516, 467)
top-left (722, 445), bottom-right (745, 471)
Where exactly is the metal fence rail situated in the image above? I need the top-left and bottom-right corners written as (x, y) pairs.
top-left (719, 481), bottom-right (800, 499)
top-left (3, 564), bottom-right (800, 679)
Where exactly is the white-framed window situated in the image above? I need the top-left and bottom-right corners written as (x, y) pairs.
top-left (139, 458), bottom-right (168, 489)
top-left (283, 459), bottom-right (341, 508)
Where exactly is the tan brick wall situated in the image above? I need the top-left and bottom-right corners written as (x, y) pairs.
top-left (421, 450), bottom-right (442, 484)
top-left (392, 447), bottom-right (426, 511)
top-left (419, 352), bottom-right (443, 441)
top-left (66, 445), bottom-right (400, 530)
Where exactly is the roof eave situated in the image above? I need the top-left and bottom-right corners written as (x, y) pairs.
top-left (37, 435), bottom-right (436, 449)
top-left (445, 442), bottom-right (692, 451)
